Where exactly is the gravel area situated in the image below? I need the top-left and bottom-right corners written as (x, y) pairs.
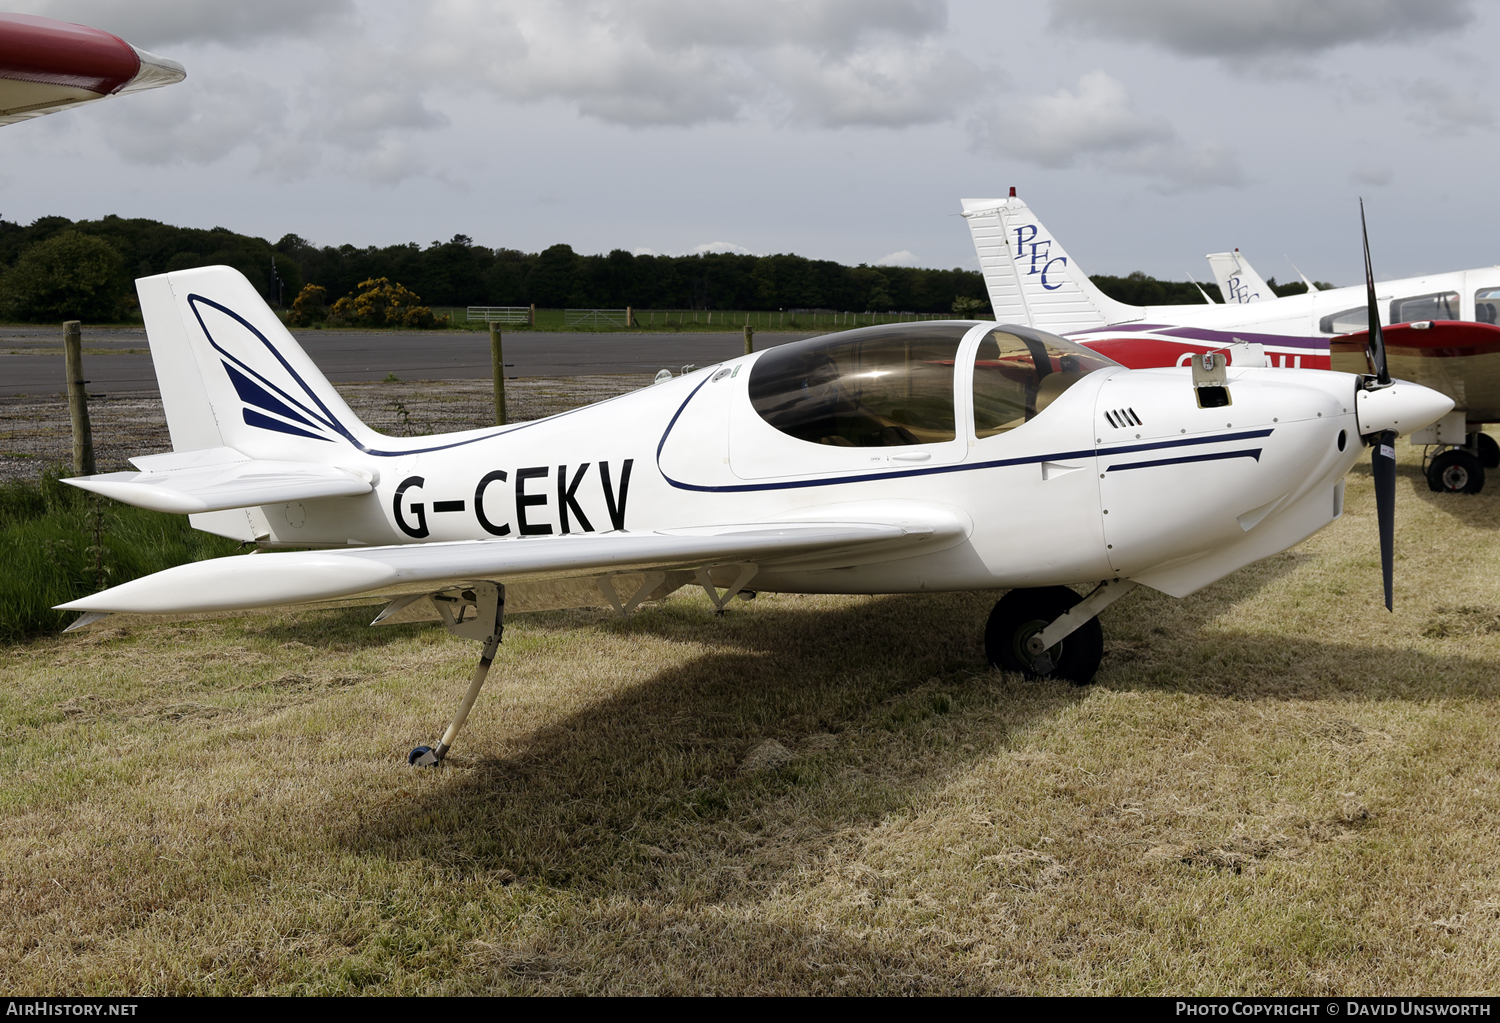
top-left (0, 375), bottom-right (652, 483)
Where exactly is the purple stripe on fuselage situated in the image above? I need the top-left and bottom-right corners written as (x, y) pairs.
top-left (1066, 323), bottom-right (1179, 335)
top-left (1153, 326), bottom-right (1329, 350)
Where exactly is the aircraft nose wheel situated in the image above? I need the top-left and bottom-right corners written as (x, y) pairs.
top-left (408, 746), bottom-right (440, 767)
top-left (985, 586), bottom-right (1103, 684)
top-left (1427, 449), bottom-right (1485, 494)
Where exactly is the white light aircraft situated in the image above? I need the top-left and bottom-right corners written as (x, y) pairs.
top-left (961, 190), bottom-right (1500, 493)
top-left (57, 267), bottom-right (1451, 766)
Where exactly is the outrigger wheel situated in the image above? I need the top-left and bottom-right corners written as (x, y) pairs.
top-left (985, 586), bottom-right (1104, 684)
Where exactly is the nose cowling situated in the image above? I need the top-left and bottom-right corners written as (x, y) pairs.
top-left (1355, 380), bottom-right (1454, 437)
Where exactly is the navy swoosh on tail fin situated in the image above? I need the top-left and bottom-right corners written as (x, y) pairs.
top-left (189, 292), bottom-right (515, 457)
top-left (224, 362), bottom-right (334, 439)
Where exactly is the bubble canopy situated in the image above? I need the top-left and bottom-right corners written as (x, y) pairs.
top-left (747, 321), bottom-right (1117, 447)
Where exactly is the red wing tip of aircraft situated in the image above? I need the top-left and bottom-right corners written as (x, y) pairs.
top-left (1332, 320), bottom-right (1500, 357)
top-left (0, 13), bottom-right (142, 92)
top-left (0, 12), bottom-right (184, 126)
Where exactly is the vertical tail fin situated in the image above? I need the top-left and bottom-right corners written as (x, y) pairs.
top-left (1205, 249), bottom-right (1273, 305)
top-left (960, 193), bottom-right (1141, 332)
top-left (138, 266), bottom-right (375, 461)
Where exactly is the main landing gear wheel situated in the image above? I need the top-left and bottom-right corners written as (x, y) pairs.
top-left (985, 586), bottom-right (1103, 685)
top-left (1477, 433), bottom-right (1500, 470)
top-left (1427, 449), bottom-right (1485, 494)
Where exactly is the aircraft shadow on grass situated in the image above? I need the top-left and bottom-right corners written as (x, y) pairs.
top-left (328, 545), bottom-right (1496, 906)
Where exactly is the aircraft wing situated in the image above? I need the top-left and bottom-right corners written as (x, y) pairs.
top-left (64, 447), bottom-right (374, 514)
top-left (1, 13), bottom-right (184, 127)
top-left (58, 512), bottom-right (967, 617)
top-left (1331, 320), bottom-right (1500, 420)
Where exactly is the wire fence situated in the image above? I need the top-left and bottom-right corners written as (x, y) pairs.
top-left (466, 306), bottom-right (531, 325)
top-left (563, 308), bottom-right (630, 329)
top-left (453, 307), bottom-right (969, 332)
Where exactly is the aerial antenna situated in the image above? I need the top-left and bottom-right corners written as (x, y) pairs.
top-left (1185, 270), bottom-right (1218, 304)
top-left (1285, 255), bottom-right (1320, 292)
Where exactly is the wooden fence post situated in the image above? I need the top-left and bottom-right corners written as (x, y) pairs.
top-left (529, 304), bottom-right (536, 328)
top-left (744, 324), bottom-right (754, 355)
top-left (63, 320), bottom-right (95, 476)
top-left (490, 324), bottom-right (507, 426)
top-left (626, 305), bottom-right (634, 328)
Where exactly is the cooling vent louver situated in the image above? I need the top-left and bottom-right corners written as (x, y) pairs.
top-left (1104, 408), bottom-right (1142, 429)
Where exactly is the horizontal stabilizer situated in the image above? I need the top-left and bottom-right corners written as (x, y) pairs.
top-left (63, 446), bottom-right (373, 513)
top-left (58, 515), bottom-right (964, 616)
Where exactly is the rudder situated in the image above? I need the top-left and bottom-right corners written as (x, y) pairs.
top-left (138, 266), bottom-right (374, 461)
top-left (960, 193), bottom-right (1141, 333)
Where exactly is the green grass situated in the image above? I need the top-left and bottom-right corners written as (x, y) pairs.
top-left (0, 468), bottom-right (241, 641)
top-left (435, 307), bottom-right (958, 333)
top-left (4, 445), bottom-right (1500, 993)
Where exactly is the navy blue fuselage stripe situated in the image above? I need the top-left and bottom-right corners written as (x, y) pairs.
top-left (1106, 449), bottom-right (1262, 472)
top-left (224, 362), bottom-right (322, 430)
top-left (654, 375), bottom-right (1280, 493)
top-left (243, 408), bottom-right (332, 441)
top-left (187, 293), bottom-right (524, 457)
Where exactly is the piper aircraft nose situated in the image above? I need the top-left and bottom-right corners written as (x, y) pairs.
top-left (1355, 380), bottom-right (1455, 438)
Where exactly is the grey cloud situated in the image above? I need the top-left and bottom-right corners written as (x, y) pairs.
top-left (630, 0), bottom-right (947, 54)
top-left (9, 0), bottom-right (353, 48)
top-left (420, 0), bottom-right (977, 128)
top-left (969, 71), bottom-right (1243, 191)
top-left (1049, 0), bottom-right (1474, 58)
top-left (768, 38), bottom-right (981, 128)
top-left (1407, 79), bottom-right (1495, 135)
top-left (1352, 166), bottom-right (1394, 186)
top-left (969, 71), bottom-right (1171, 167)
top-left (96, 71), bottom-right (290, 166)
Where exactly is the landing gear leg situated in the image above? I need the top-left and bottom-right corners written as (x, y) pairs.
top-left (409, 582), bottom-right (505, 767)
top-left (985, 579), bottom-right (1137, 684)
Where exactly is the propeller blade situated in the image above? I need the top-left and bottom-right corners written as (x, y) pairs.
top-left (1360, 198), bottom-right (1390, 385)
top-left (1373, 429), bottom-right (1396, 611)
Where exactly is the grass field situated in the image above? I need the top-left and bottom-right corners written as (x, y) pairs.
top-left (436, 307), bottom-right (950, 333)
top-left (2, 443), bottom-right (1499, 994)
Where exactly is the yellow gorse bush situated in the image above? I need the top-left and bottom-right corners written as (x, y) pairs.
top-left (324, 277), bottom-right (446, 329)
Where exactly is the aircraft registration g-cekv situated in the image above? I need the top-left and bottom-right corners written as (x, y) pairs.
top-left (57, 266), bottom-right (1451, 766)
top-left (962, 190), bottom-right (1500, 494)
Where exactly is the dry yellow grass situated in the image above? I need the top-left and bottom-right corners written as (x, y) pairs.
top-left (2, 442), bottom-right (1499, 994)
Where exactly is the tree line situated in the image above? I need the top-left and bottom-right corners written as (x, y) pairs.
top-left (0, 212), bottom-right (1325, 324)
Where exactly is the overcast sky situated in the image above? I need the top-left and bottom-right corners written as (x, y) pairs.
top-left (3, 0), bottom-right (1497, 286)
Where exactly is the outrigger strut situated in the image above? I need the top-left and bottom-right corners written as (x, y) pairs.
top-left (1025, 579), bottom-right (1138, 675)
top-left (409, 581), bottom-right (505, 767)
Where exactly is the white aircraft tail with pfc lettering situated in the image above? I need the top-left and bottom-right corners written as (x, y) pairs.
top-left (1206, 249), bottom-right (1273, 305)
top-left (960, 194), bottom-right (1141, 333)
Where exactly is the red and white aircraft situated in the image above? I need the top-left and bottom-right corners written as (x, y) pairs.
top-left (1, 12), bottom-right (183, 127)
top-left (961, 192), bottom-right (1500, 494)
